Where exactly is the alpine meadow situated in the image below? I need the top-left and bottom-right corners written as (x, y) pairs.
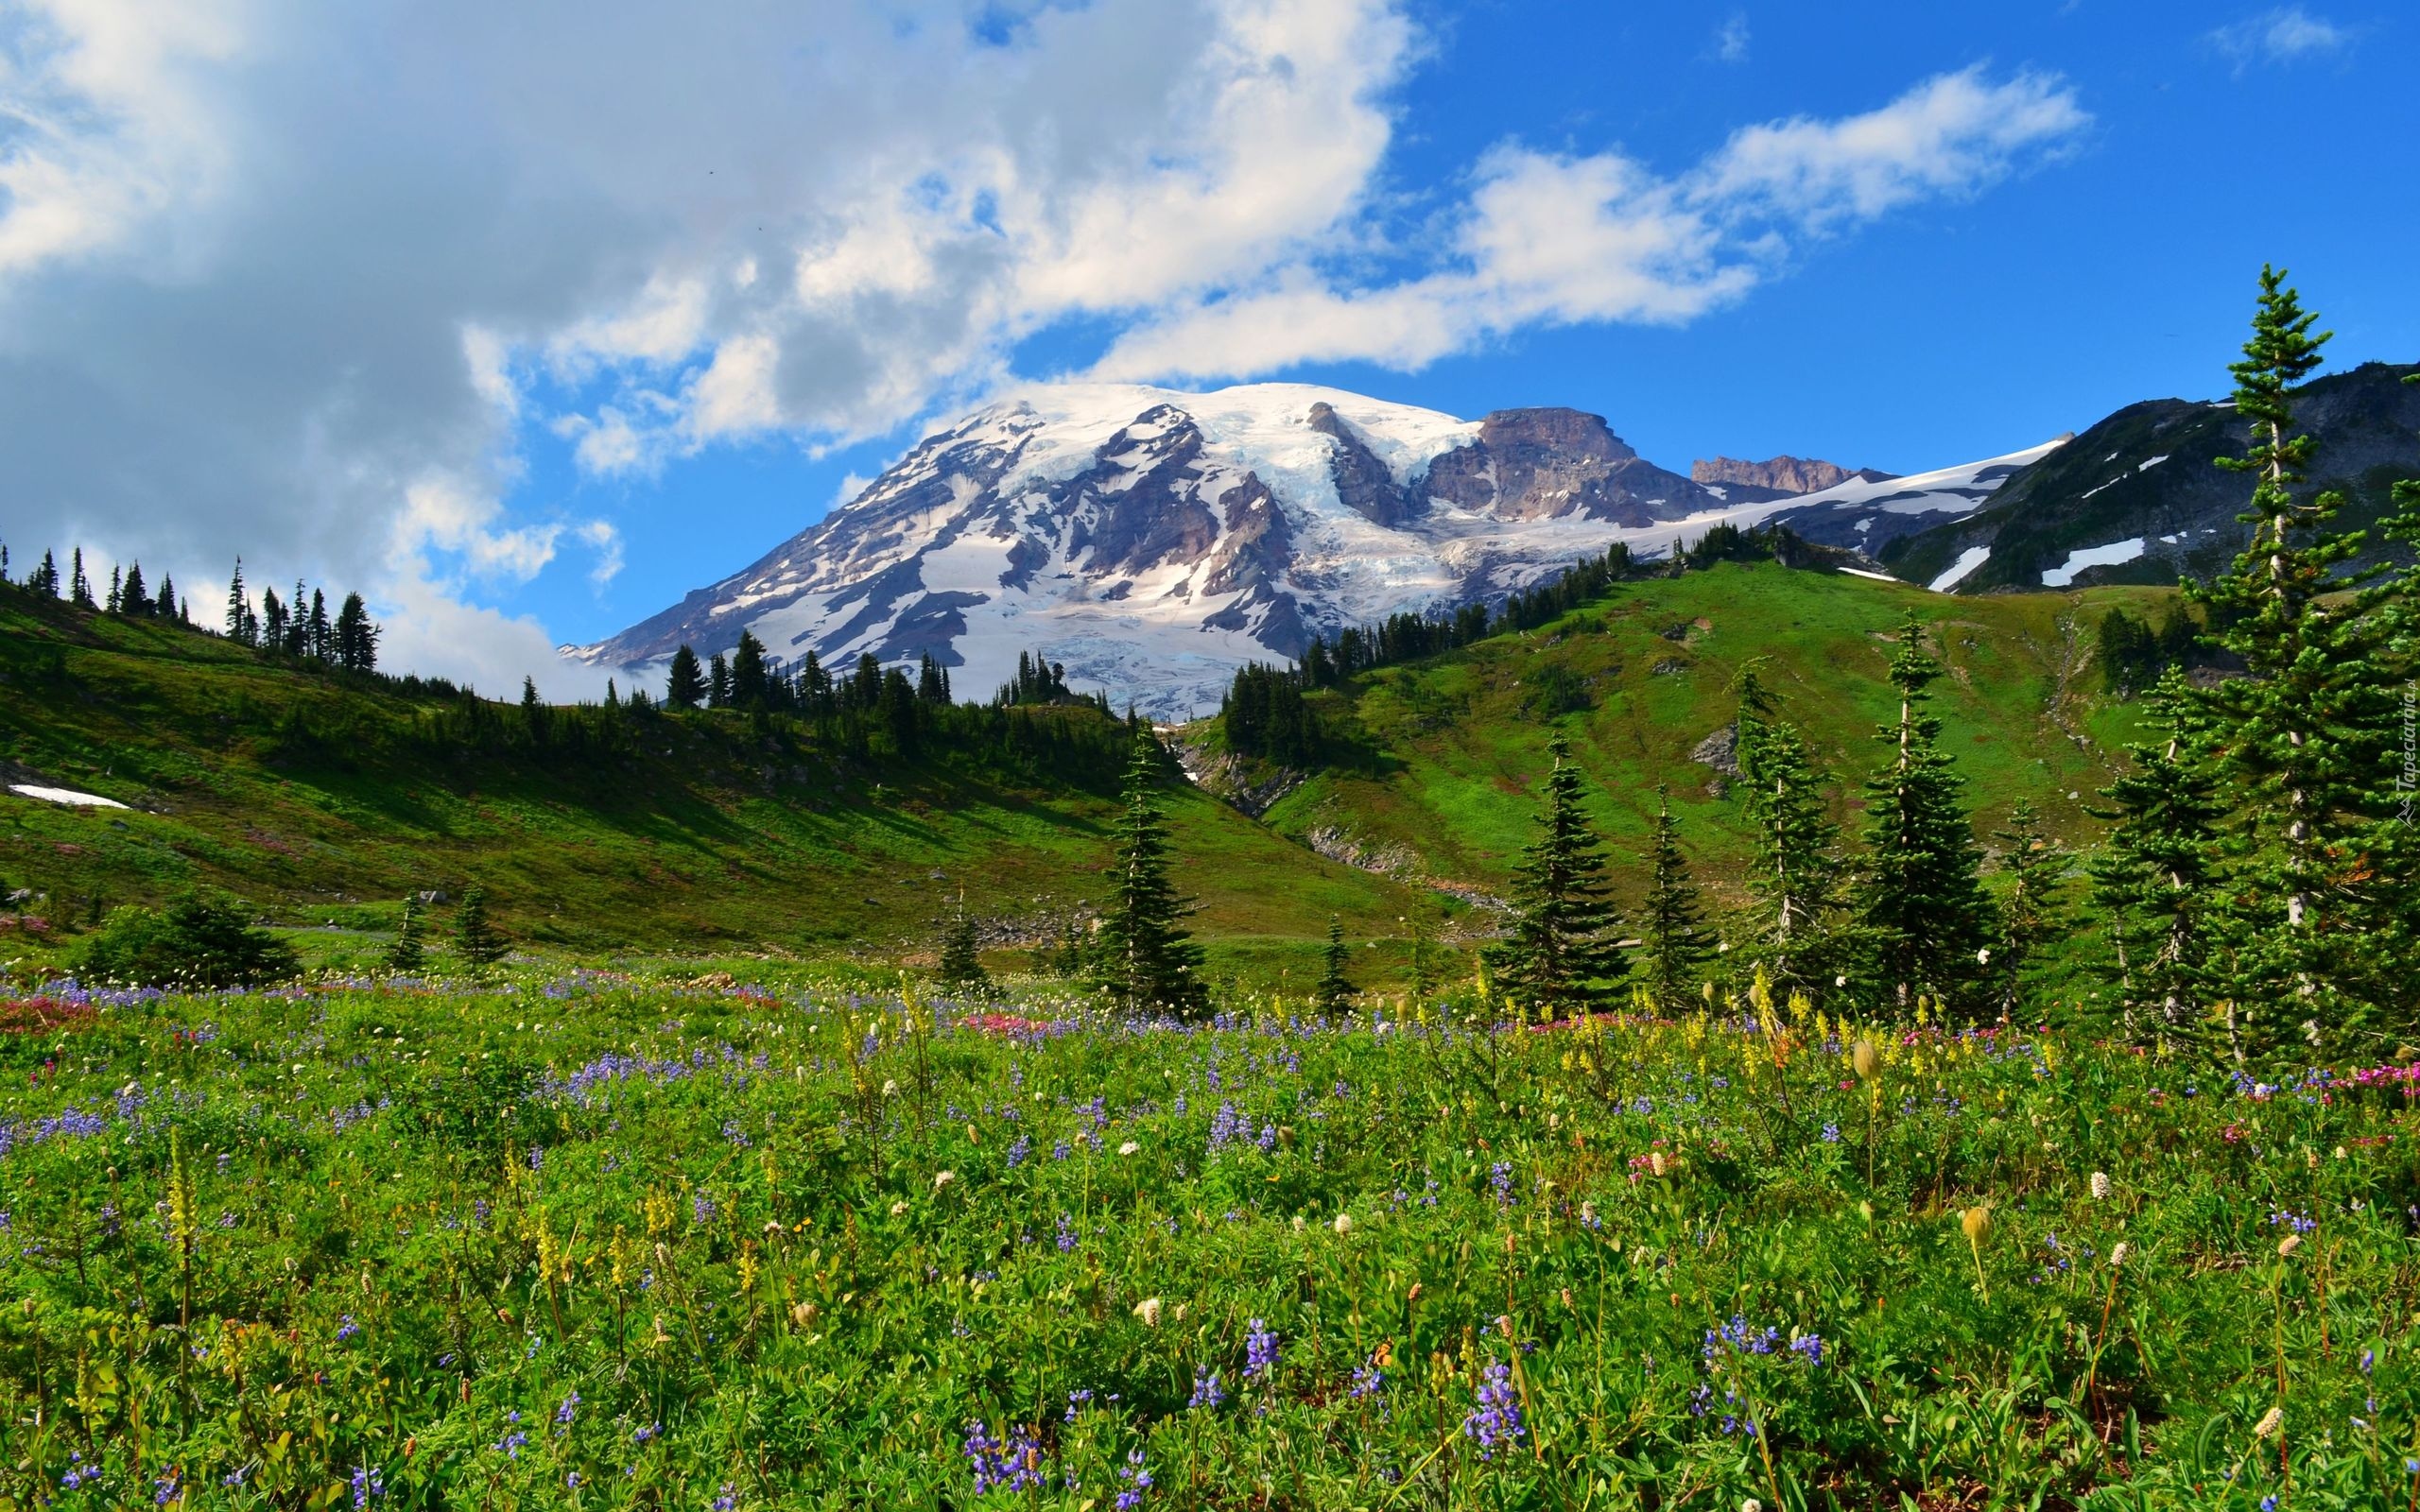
top-left (3, 6), bottom-right (2420, 1505)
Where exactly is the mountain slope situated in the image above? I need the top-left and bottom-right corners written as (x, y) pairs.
top-left (1884, 361), bottom-right (2420, 593)
top-left (1213, 561), bottom-right (2171, 914)
top-left (0, 587), bottom-right (1416, 960)
top-left (576, 383), bottom-right (2059, 717)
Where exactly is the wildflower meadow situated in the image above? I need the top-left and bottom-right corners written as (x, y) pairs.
top-left (1, 965), bottom-right (2415, 1509)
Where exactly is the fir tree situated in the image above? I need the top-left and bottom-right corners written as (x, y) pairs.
top-left (1638, 785), bottom-right (1717, 1012)
top-left (225, 559), bottom-right (252, 644)
top-left (1986, 801), bottom-right (2068, 1022)
top-left (520, 677), bottom-right (546, 744)
top-left (261, 587), bottom-right (287, 648)
top-left (386, 895), bottom-right (426, 974)
top-left (29, 550), bottom-right (60, 597)
top-left (106, 563), bottom-right (122, 614)
top-left (453, 885), bottom-right (507, 971)
top-left (1314, 916), bottom-right (1355, 1012)
top-left (1486, 732), bottom-right (1625, 1015)
top-left (1727, 657), bottom-right (1782, 788)
top-left (1740, 719), bottom-right (1845, 999)
top-left (2086, 672), bottom-right (2230, 1054)
top-left (153, 571), bottom-right (178, 622)
top-left (936, 895), bottom-right (990, 998)
top-left (305, 590), bottom-right (331, 661)
top-left (333, 593), bottom-right (378, 671)
top-left (1090, 728), bottom-right (1206, 1015)
top-left (2185, 266), bottom-right (2413, 1049)
top-left (69, 548), bottom-right (95, 610)
top-left (707, 652), bottom-right (733, 709)
top-left (1858, 612), bottom-right (1996, 1016)
top-left (666, 645), bottom-right (706, 710)
top-left (729, 630), bottom-right (771, 710)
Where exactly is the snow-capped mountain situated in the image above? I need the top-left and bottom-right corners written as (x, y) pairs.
top-left (573, 382), bottom-right (2058, 716)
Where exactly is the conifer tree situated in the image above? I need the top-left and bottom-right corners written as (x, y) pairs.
top-left (2086, 671), bottom-right (2229, 1054)
top-left (936, 895), bottom-right (990, 998)
top-left (707, 652), bottom-right (733, 709)
top-left (1740, 718), bottom-right (1844, 999)
top-left (1314, 916), bottom-right (1355, 1012)
top-left (666, 645), bottom-right (706, 710)
top-left (225, 559), bottom-right (251, 644)
top-left (69, 548), bottom-right (95, 609)
top-left (305, 590), bottom-right (331, 661)
top-left (729, 630), bottom-right (771, 710)
top-left (1091, 728), bottom-right (1206, 1015)
top-left (333, 593), bottom-right (378, 671)
top-left (1858, 612), bottom-right (1996, 1016)
top-left (1638, 785), bottom-right (1717, 1012)
top-left (453, 885), bottom-right (506, 971)
top-left (1986, 801), bottom-right (2068, 1022)
top-left (387, 895), bottom-right (426, 974)
top-left (2185, 266), bottom-right (2412, 1048)
top-left (29, 550), bottom-right (59, 597)
top-left (1406, 909), bottom-right (1444, 1000)
top-left (1727, 658), bottom-right (1782, 788)
top-left (1486, 732), bottom-right (1624, 1015)
top-left (105, 563), bottom-right (122, 613)
top-left (153, 571), bottom-right (177, 622)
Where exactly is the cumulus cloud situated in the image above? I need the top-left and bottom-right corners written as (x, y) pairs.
top-left (1095, 67), bottom-right (2090, 383)
top-left (0, 0), bottom-right (1418, 686)
top-left (2207, 8), bottom-right (2358, 70)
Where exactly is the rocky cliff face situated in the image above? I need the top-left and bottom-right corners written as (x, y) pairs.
top-left (1690, 455), bottom-right (1892, 495)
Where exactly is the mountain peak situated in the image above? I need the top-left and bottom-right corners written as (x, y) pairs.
top-left (1690, 455), bottom-right (1892, 495)
top-left (576, 384), bottom-right (2039, 716)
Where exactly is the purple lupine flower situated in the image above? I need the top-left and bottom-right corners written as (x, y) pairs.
top-left (1821, 1123), bottom-right (1841, 1143)
top-left (693, 1193), bottom-right (716, 1226)
top-left (632, 1422), bottom-right (661, 1443)
top-left (349, 1463), bottom-right (383, 1508)
top-left (336, 1314), bottom-right (359, 1341)
top-left (1056, 1213), bottom-right (1078, 1253)
top-left (555, 1392), bottom-right (579, 1432)
top-left (1348, 1360), bottom-right (1385, 1399)
top-left (1006, 1134), bottom-right (1031, 1168)
top-left (1245, 1318), bottom-right (1277, 1379)
top-left (1115, 1449), bottom-right (1152, 1509)
top-left (713, 1485), bottom-right (737, 1510)
top-left (1491, 1161), bottom-right (1514, 1208)
top-left (1188, 1366), bottom-right (1224, 1409)
top-left (1461, 1360), bottom-right (1526, 1459)
top-left (527, 1145), bottom-right (544, 1172)
top-left (962, 1419), bottom-right (1045, 1494)
top-left (1791, 1333), bottom-right (1825, 1366)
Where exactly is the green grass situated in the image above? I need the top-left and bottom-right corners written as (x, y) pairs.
top-left (1253, 562), bottom-right (2174, 914)
top-left (0, 589), bottom-right (1418, 975)
top-left (2, 968), bottom-right (2414, 1507)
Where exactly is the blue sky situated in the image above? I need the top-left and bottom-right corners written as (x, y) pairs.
top-left (3, 1), bottom-right (2411, 689)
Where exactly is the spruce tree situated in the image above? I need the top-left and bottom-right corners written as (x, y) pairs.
top-left (936, 896), bottom-right (990, 998)
top-left (2185, 267), bottom-right (2412, 1049)
top-left (1314, 916), bottom-right (1355, 1012)
top-left (69, 548), bottom-right (95, 609)
top-left (29, 550), bottom-right (59, 597)
top-left (1740, 718), bottom-right (1844, 999)
top-left (666, 645), bottom-right (706, 710)
top-left (225, 559), bottom-right (251, 644)
top-left (1858, 612), bottom-right (1996, 1016)
top-left (453, 885), bottom-right (506, 971)
top-left (1486, 732), bottom-right (1624, 1015)
top-left (1638, 785), bottom-right (1717, 1012)
top-left (387, 895), bottom-right (426, 974)
top-left (153, 571), bottom-right (177, 622)
top-left (729, 630), bottom-right (771, 710)
top-left (333, 593), bottom-right (378, 671)
top-left (707, 652), bottom-right (733, 709)
top-left (1090, 728), bottom-right (1206, 1016)
top-left (2086, 671), bottom-right (2229, 1054)
top-left (1986, 801), bottom-right (2068, 1022)
top-left (305, 590), bottom-right (331, 661)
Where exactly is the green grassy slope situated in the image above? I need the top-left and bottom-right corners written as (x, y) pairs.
top-left (1240, 562), bottom-right (2173, 915)
top-left (0, 589), bottom-right (1415, 963)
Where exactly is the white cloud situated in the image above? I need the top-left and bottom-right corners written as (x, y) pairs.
top-left (391, 474), bottom-right (562, 584)
top-left (1096, 66), bottom-right (2089, 382)
top-left (575, 519), bottom-right (623, 588)
top-left (2208, 8), bottom-right (2357, 69)
top-left (1714, 13), bottom-right (1751, 64)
